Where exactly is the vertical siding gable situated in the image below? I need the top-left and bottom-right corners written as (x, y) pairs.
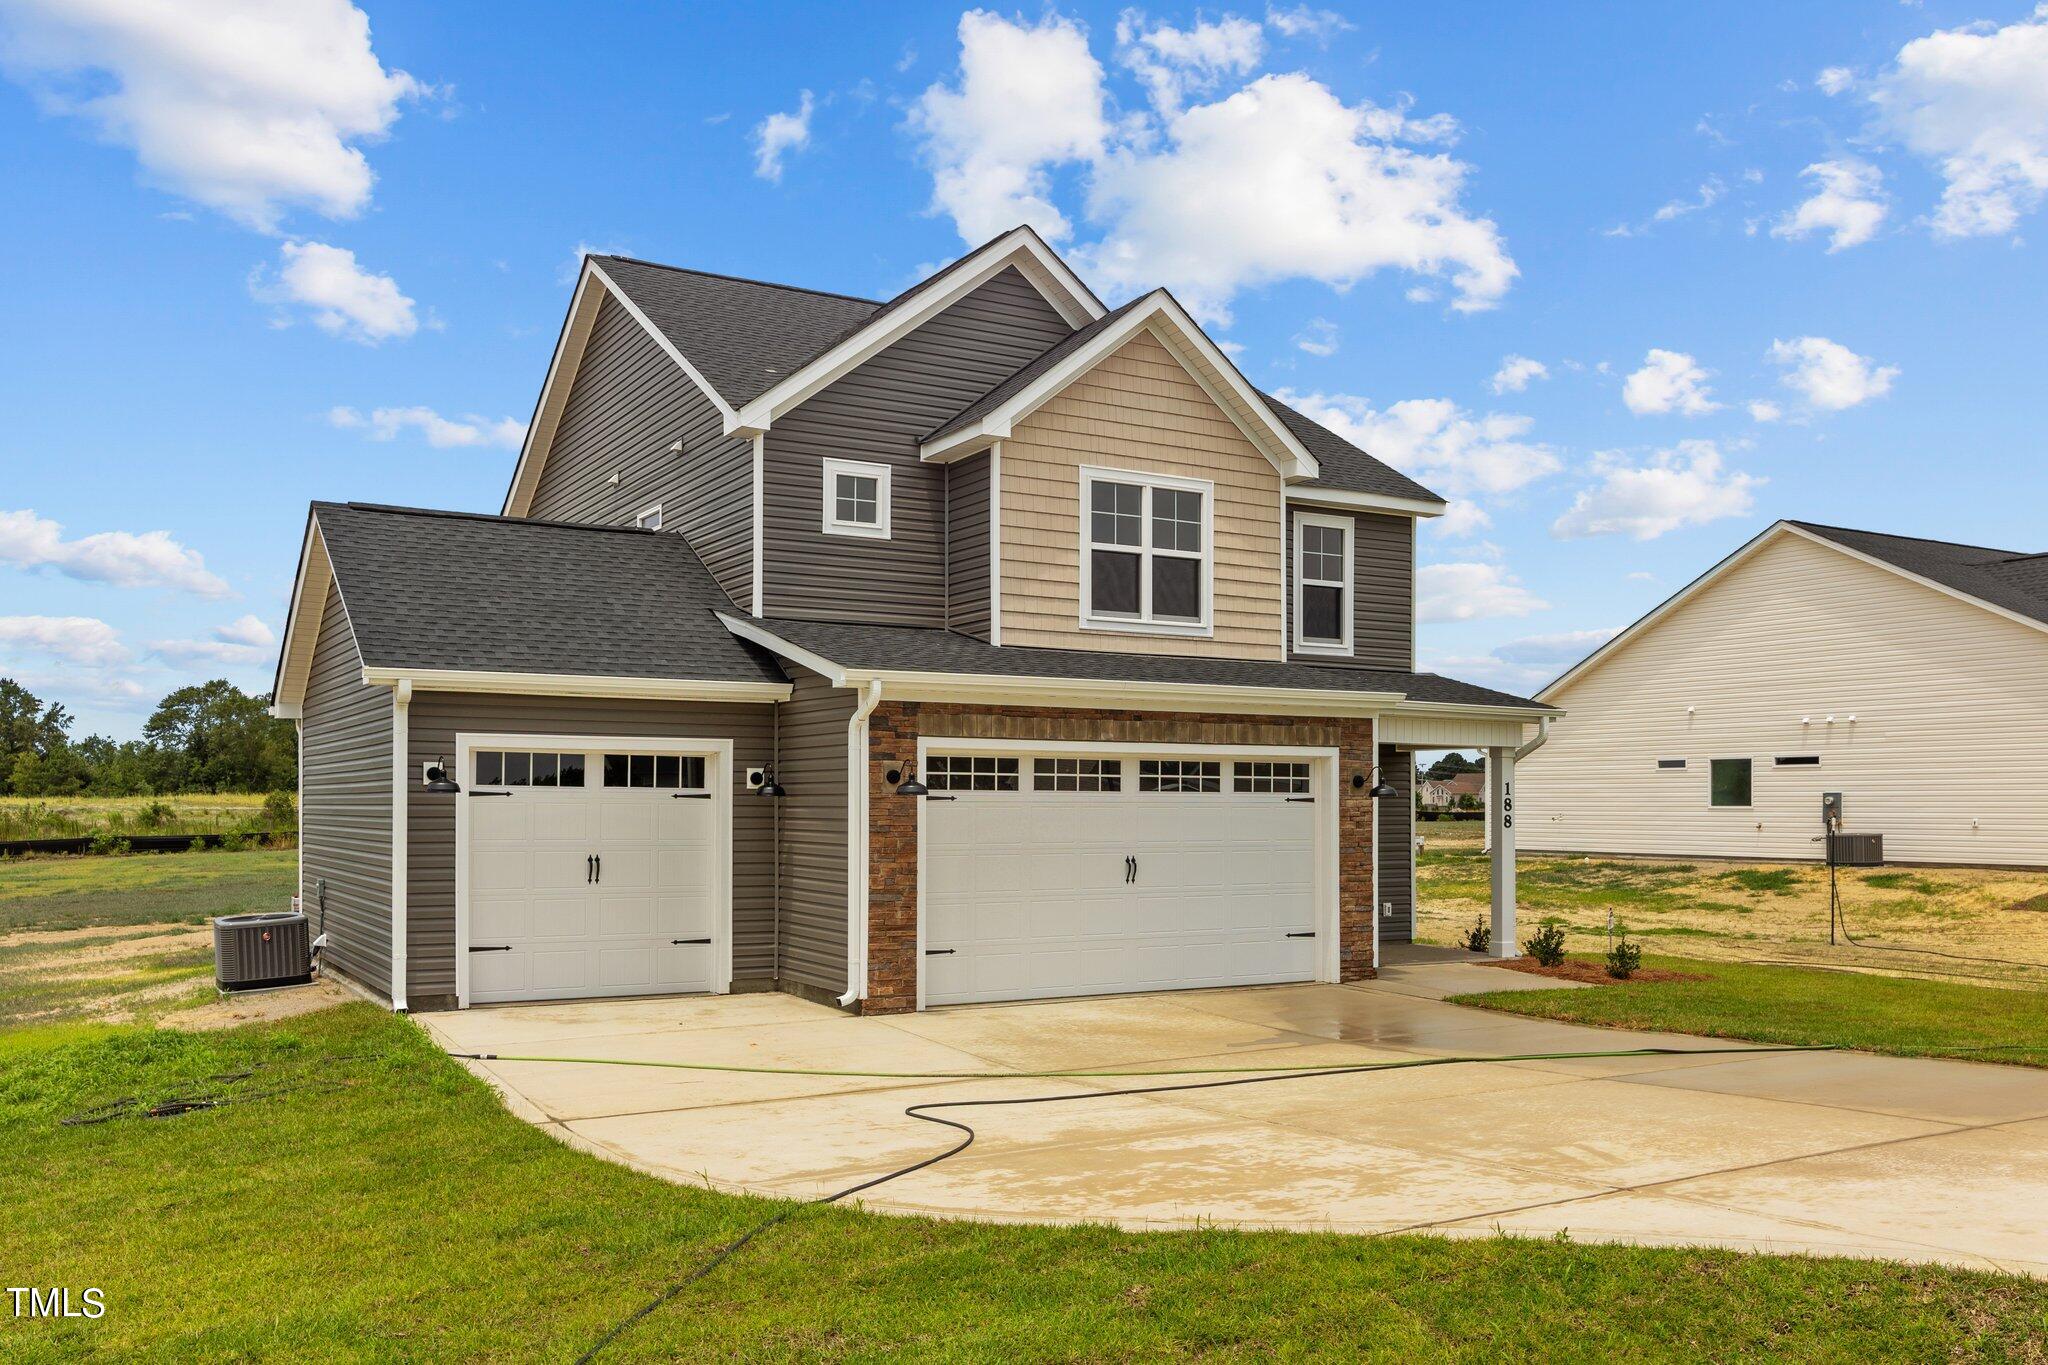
top-left (999, 330), bottom-right (1287, 659)
top-left (946, 453), bottom-right (993, 639)
top-left (298, 580), bottom-right (393, 997)
top-left (1286, 508), bottom-right (1415, 669)
top-left (526, 292), bottom-right (754, 608)
top-left (774, 667), bottom-right (856, 993)
top-left (1518, 531), bottom-right (2048, 866)
top-left (760, 266), bottom-right (1073, 625)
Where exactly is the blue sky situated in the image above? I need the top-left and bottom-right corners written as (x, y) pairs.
top-left (2, 1), bottom-right (2044, 739)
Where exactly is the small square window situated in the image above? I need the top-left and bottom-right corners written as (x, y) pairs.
top-left (823, 459), bottom-right (891, 539)
top-left (474, 751), bottom-right (502, 786)
top-left (629, 754), bottom-right (655, 788)
top-left (655, 754), bottom-right (681, 789)
top-left (558, 753), bottom-right (586, 787)
top-left (635, 504), bottom-right (663, 531)
top-left (603, 754), bottom-right (630, 787)
top-left (1710, 758), bottom-right (1752, 807)
top-left (531, 752), bottom-right (559, 787)
top-left (504, 751), bottom-right (532, 787)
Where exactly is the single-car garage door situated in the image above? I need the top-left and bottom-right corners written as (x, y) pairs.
top-left (922, 750), bottom-right (1327, 1007)
top-left (462, 742), bottom-right (726, 1005)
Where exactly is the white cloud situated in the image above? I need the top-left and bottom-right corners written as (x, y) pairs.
top-left (0, 0), bottom-right (420, 233)
top-left (150, 637), bottom-right (265, 666)
top-left (559, 239), bottom-right (628, 285)
top-left (1816, 65), bottom-right (1856, 95)
top-left (1869, 5), bottom-right (2048, 237)
top-left (1608, 177), bottom-right (1725, 237)
top-left (1275, 391), bottom-right (1561, 498)
top-left (1552, 440), bottom-right (1762, 541)
top-left (1115, 11), bottom-right (1263, 116)
top-left (909, 10), bottom-right (1110, 243)
top-left (214, 613), bottom-right (275, 647)
top-left (0, 615), bottom-right (130, 667)
top-left (911, 14), bottom-right (1513, 320)
top-left (1292, 317), bottom-right (1339, 356)
top-left (1622, 348), bottom-right (1719, 416)
top-left (1265, 5), bottom-right (1352, 41)
top-left (254, 240), bottom-right (416, 343)
top-left (751, 89), bottom-right (814, 183)
top-left (1428, 628), bottom-right (1619, 690)
top-left (1772, 158), bottom-right (1887, 251)
top-left (328, 405), bottom-right (525, 449)
top-left (1767, 335), bottom-right (1899, 410)
top-left (1747, 399), bottom-right (1783, 423)
top-left (1434, 499), bottom-right (1492, 538)
top-left (1490, 354), bottom-right (1547, 394)
top-left (0, 509), bottom-right (231, 597)
top-left (1416, 561), bottom-right (1548, 623)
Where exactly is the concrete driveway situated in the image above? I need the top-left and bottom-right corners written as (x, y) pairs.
top-left (421, 955), bottom-right (2048, 1275)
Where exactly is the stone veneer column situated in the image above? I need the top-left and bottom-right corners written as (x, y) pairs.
top-left (857, 703), bottom-right (1377, 1015)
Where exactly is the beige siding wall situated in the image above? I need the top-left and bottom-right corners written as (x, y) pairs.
top-left (998, 329), bottom-right (1285, 659)
top-left (1519, 531), bottom-right (2048, 867)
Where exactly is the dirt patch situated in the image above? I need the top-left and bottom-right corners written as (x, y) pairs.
top-left (161, 977), bottom-right (351, 1032)
top-left (2, 921), bottom-right (199, 948)
top-left (34, 926), bottom-right (210, 979)
top-left (1487, 958), bottom-right (1707, 986)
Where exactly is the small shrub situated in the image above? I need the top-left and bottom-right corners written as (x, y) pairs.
top-left (1524, 918), bottom-right (1568, 967)
top-left (189, 837), bottom-right (207, 854)
top-left (262, 790), bottom-right (298, 832)
top-left (136, 799), bottom-right (177, 830)
top-left (86, 832), bottom-right (132, 857)
top-left (217, 833), bottom-right (249, 853)
top-left (1462, 918), bottom-right (1491, 953)
top-left (1606, 925), bottom-right (1642, 979)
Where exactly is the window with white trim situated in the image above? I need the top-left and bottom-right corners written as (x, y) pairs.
top-left (1081, 468), bottom-right (1210, 632)
top-left (822, 458), bottom-right (890, 539)
top-left (1293, 511), bottom-right (1352, 653)
top-left (635, 503), bottom-right (664, 531)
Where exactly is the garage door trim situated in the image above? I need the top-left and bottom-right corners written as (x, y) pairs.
top-left (913, 736), bottom-right (1344, 1010)
top-left (453, 732), bottom-right (734, 1008)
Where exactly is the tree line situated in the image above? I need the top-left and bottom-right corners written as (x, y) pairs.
top-left (0, 678), bottom-right (296, 796)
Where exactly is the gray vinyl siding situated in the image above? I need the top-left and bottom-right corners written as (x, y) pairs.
top-left (775, 667), bottom-right (856, 994)
top-left (526, 291), bottom-right (755, 608)
top-left (403, 693), bottom-right (778, 1005)
top-left (1288, 509), bottom-right (1414, 670)
top-left (298, 581), bottom-right (393, 997)
top-left (945, 452), bottom-right (993, 640)
top-left (761, 267), bottom-right (1072, 624)
top-left (1376, 744), bottom-right (1415, 945)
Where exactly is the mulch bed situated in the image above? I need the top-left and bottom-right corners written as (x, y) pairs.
top-left (1487, 958), bottom-right (1707, 986)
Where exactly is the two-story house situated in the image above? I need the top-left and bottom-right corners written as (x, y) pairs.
top-left (272, 226), bottom-right (1557, 1014)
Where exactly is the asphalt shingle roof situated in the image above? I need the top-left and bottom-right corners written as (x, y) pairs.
top-left (1263, 394), bottom-right (1444, 505)
top-left (730, 615), bottom-right (1549, 710)
top-left (1792, 521), bottom-right (2048, 629)
top-left (314, 503), bottom-right (787, 684)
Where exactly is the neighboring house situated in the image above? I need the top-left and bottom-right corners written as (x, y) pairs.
top-left (1418, 771), bottom-right (1484, 812)
top-left (1518, 520), bottom-right (2048, 868)
top-left (273, 226), bottom-right (1555, 1014)
top-left (1417, 778), bottom-right (1453, 809)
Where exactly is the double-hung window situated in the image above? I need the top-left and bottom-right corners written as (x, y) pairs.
top-left (1081, 467), bottom-right (1211, 633)
top-left (822, 458), bottom-right (890, 539)
top-left (1293, 511), bottom-right (1352, 654)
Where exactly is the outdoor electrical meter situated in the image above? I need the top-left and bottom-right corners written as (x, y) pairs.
top-left (1821, 791), bottom-right (1843, 831)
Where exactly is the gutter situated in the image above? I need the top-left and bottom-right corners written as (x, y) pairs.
top-left (838, 679), bottom-right (884, 1008)
top-left (1514, 715), bottom-right (1552, 762)
top-left (390, 678), bottom-right (412, 1013)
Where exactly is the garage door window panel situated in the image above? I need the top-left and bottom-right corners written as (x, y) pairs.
top-left (1032, 758), bottom-right (1122, 792)
top-left (1083, 469), bottom-right (1212, 632)
top-left (1139, 759), bottom-right (1221, 793)
top-left (927, 755), bottom-right (1018, 792)
top-left (603, 753), bottom-right (706, 790)
top-left (1233, 761), bottom-right (1310, 794)
top-left (475, 749), bottom-right (589, 789)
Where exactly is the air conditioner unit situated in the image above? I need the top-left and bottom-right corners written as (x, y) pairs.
top-left (213, 911), bottom-right (313, 990)
top-left (1832, 833), bottom-right (1884, 867)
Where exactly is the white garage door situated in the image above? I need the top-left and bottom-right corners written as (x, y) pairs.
top-left (464, 745), bottom-right (724, 1005)
top-left (923, 752), bottom-right (1324, 1007)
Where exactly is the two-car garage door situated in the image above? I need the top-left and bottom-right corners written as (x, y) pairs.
top-left (922, 751), bottom-right (1328, 1007)
top-left (463, 743), bottom-right (726, 1005)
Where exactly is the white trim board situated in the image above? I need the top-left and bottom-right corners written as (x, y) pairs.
top-left (358, 667), bottom-right (790, 704)
top-left (452, 732), bottom-right (735, 1009)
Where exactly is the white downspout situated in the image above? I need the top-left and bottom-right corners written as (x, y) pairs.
top-left (838, 678), bottom-right (884, 1007)
top-left (390, 679), bottom-right (412, 1012)
top-left (1515, 715), bottom-right (1552, 762)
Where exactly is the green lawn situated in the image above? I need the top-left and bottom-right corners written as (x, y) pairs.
top-left (0, 848), bottom-right (296, 933)
top-left (6, 1006), bottom-right (2045, 1362)
top-left (1452, 954), bottom-right (2048, 1066)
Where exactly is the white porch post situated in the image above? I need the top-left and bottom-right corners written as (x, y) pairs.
top-left (1487, 746), bottom-right (1517, 958)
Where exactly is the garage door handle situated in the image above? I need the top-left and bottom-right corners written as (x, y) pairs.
top-left (673, 792), bottom-right (713, 799)
top-left (1285, 931), bottom-right (1317, 939)
top-left (586, 854), bottom-right (594, 884)
top-left (672, 937), bottom-right (711, 946)
top-left (594, 855), bottom-right (600, 884)
top-left (1124, 855), bottom-right (1136, 884)
top-left (469, 945), bottom-right (513, 953)
top-left (470, 790), bottom-right (511, 797)
top-left (1285, 796), bottom-right (1315, 803)
top-left (924, 948), bottom-right (956, 956)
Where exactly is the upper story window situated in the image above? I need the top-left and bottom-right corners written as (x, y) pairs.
top-left (1080, 467), bottom-right (1211, 635)
top-left (1293, 511), bottom-right (1352, 655)
top-left (635, 503), bottom-right (664, 531)
top-left (823, 458), bottom-right (890, 539)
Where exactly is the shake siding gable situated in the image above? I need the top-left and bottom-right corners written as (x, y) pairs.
top-left (297, 580), bottom-right (393, 996)
top-left (761, 266), bottom-right (1073, 625)
top-left (525, 292), bottom-right (754, 608)
top-left (999, 330), bottom-right (1286, 659)
top-left (1518, 530), bottom-right (2048, 867)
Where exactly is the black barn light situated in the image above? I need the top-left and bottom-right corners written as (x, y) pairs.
top-left (424, 757), bottom-right (461, 794)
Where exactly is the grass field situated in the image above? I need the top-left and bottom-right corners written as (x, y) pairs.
top-left (0, 792), bottom-right (282, 842)
top-left (0, 849), bottom-right (294, 1028)
top-left (1451, 953), bottom-right (2048, 1067)
top-left (1416, 819), bottom-right (2048, 990)
top-left (7, 1006), bottom-right (2046, 1362)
